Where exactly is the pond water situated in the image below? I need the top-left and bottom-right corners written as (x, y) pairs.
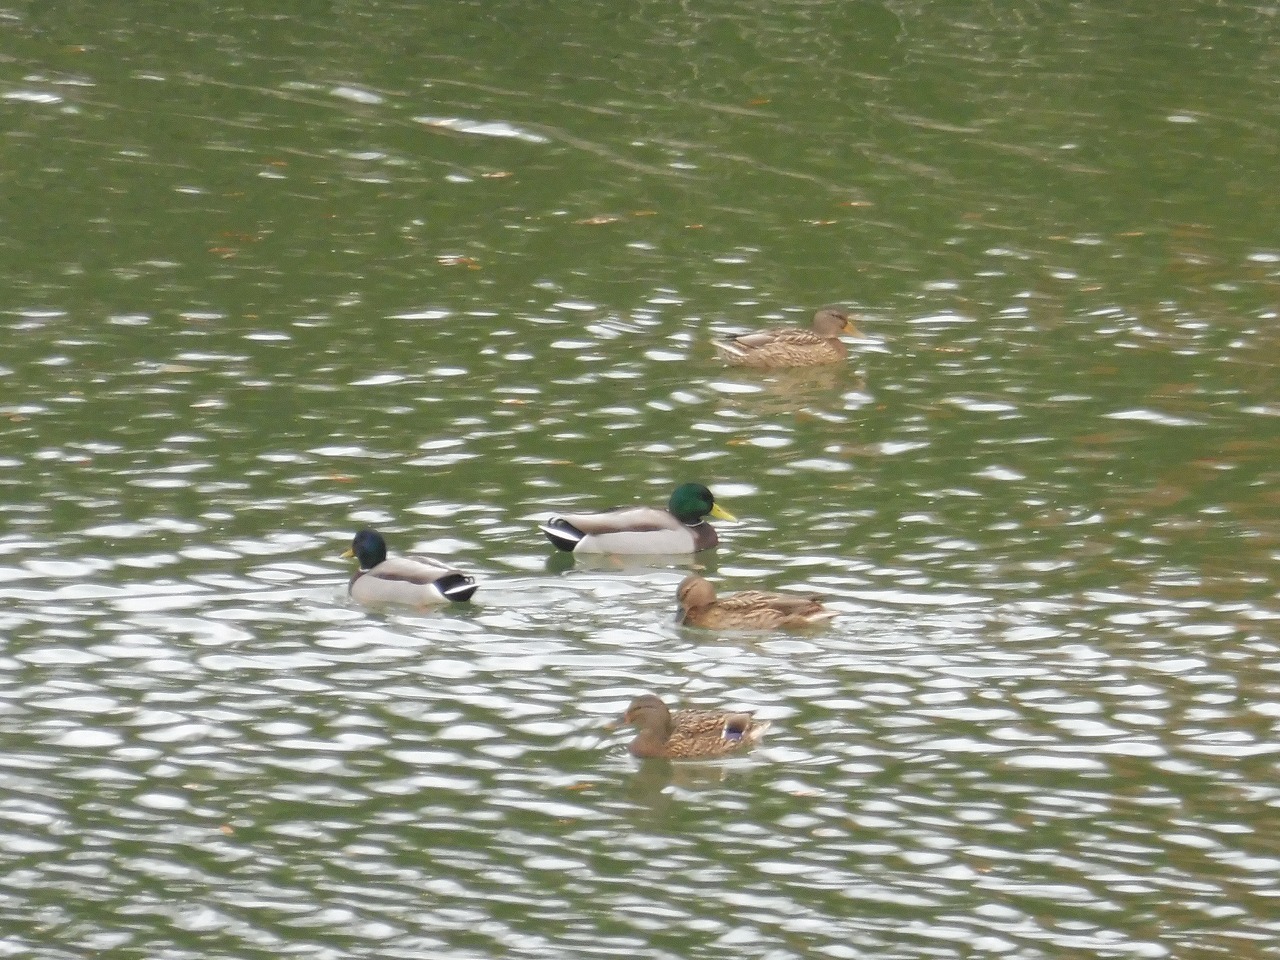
top-left (2, 2), bottom-right (1278, 958)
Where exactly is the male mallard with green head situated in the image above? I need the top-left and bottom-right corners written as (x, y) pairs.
top-left (342, 529), bottom-right (477, 606)
top-left (621, 693), bottom-right (769, 760)
top-left (676, 574), bottom-right (836, 630)
top-left (714, 306), bottom-right (859, 368)
top-left (540, 483), bottom-right (735, 554)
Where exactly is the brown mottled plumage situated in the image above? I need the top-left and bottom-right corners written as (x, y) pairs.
top-left (714, 306), bottom-right (859, 368)
top-left (622, 693), bottom-right (769, 760)
top-left (676, 574), bottom-right (836, 630)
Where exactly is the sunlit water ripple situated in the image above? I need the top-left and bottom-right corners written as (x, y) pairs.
top-left (3, 292), bottom-right (1277, 957)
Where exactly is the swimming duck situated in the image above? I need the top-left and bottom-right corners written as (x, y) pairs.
top-left (676, 574), bottom-right (836, 629)
top-left (341, 529), bottom-right (478, 605)
top-left (714, 306), bottom-right (859, 368)
top-left (540, 483), bottom-right (735, 554)
top-left (621, 693), bottom-right (769, 760)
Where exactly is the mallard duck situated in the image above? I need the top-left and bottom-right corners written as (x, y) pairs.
top-left (621, 693), bottom-right (769, 760)
top-left (676, 574), bottom-right (836, 629)
top-left (540, 483), bottom-right (735, 554)
top-left (714, 306), bottom-right (859, 368)
top-left (341, 529), bottom-right (478, 605)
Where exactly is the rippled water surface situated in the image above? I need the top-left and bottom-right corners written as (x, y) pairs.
top-left (2, 2), bottom-right (1278, 958)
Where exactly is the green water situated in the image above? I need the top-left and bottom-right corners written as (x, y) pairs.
top-left (2, 2), bottom-right (1278, 958)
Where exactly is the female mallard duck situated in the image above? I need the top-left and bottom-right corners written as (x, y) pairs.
top-left (540, 483), bottom-right (735, 554)
top-left (714, 306), bottom-right (859, 368)
top-left (676, 574), bottom-right (836, 629)
top-left (621, 693), bottom-right (769, 760)
top-left (342, 529), bottom-right (478, 605)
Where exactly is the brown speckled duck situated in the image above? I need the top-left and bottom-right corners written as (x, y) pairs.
top-left (714, 306), bottom-right (859, 368)
top-left (621, 694), bottom-right (769, 760)
top-left (676, 574), bottom-right (836, 630)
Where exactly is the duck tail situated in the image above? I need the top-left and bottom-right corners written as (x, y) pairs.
top-left (737, 719), bottom-right (771, 745)
top-left (722, 714), bottom-right (770, 745)
top-left (713, 337), bottom-right (748, 362)
top-left (435, 573), bottom-right (478, 603)
top-left (540, 517), bottom-right (585, 552)
top-left (805, 608), bottom-right (839, 625)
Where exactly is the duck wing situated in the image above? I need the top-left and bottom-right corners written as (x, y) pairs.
top-left (554, 505), bottom-right (683, 534)
top-left (715, 327), bottom-right (845, 367)
top-left (728, 327), bottom-right (827, 349)
top-left (667, 709), bottom-right (768, 759)
top-left (370, 555), bottom-right (461, 582)
top-left (722, 590), bottom-right (828, 616)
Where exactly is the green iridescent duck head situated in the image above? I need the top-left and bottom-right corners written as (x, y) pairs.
top-left (667, 483), bottom-right (735, 526)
